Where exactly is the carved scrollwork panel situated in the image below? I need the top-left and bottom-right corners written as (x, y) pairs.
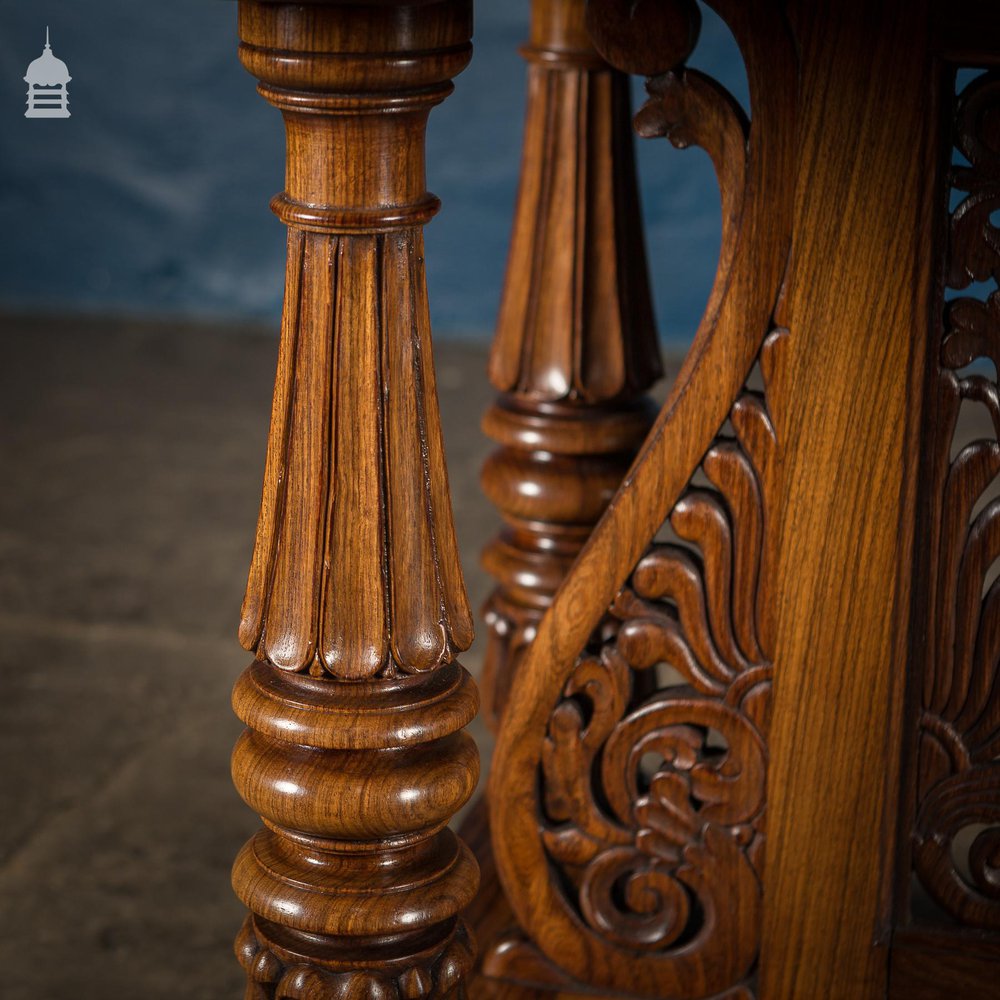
top-left (538, 331), bottom-right (784, 992)
top-left (488, 2), bottom-right (797, 997)
top-left (911, 68), bottom-right (1000, 930)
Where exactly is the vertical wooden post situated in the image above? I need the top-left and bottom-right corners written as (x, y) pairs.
top-left (480, 0), bottom-right (661, 727)
top-left (760, 1), bottom-right (929, 996)
top-left (229, 3), bottom-right (480, 996)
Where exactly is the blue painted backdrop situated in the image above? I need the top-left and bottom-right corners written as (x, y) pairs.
top-left (0, 1), bottom-right (746, 345)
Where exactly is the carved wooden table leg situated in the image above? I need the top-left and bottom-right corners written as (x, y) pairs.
top-left (229, 4), bottom-right (479, 997)
top-left (480, 0), bottom-right (662, 728)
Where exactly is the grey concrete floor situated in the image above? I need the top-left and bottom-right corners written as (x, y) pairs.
top-left (0, 314), bottom-right (502, 999)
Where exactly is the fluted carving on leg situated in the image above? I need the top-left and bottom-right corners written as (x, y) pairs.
top-left (481, 0), bottom-right (662, 728)
top-left (238, 229), bottom-right (473, 679)
top-left (229, 3), bottom-right (478, 995)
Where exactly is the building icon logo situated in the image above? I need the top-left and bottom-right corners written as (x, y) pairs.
top-left (24, 28), bottom-right (71, 119)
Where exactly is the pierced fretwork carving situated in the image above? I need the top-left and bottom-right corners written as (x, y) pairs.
top-left (487, 1), bottom-right (798, 995)
top-left (539, 330), bottom-right (780, 987)
top-left (911, 68), bottom-right (1000, 930)
top-left (485, 331), bottom-right (785, 998)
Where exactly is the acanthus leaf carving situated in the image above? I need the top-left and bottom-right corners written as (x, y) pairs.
top-left (536, 333), bottom-right (784, 989)
top-left (949, 70), bottom-right (1000, 291)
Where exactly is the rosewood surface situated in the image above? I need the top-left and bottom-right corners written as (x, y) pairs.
top-left (479, 0), bottom-right (660, 729)
top-left (223, 2), bottom-right (1000, 998)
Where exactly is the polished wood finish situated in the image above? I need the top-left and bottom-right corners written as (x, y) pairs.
top-left (479, 0), bottom-right (660, 729)
top-left (885, 34), bottom-right (1000, 1000)
top-left (890, 929), bottom-right (1000, 1000)
top-left (902, 65), bottom-right (1000, 934)
top-left (477, 2), bottom-right (1000, 999)
top-left (229, 3), bottom-right (480, 996)
top-left (218, 1), bottom-right (1000, 996)
top-left (758, 4), bottom-right (931, 996)
top-left (486, 1), bottom-right (796, 995)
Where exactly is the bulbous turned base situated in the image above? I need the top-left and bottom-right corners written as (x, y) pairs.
top-left (231, 661), bottom-right (480, 996)
top-left (232, 0), bottom-right (479, 990)
top-left (237, 914), bottom-right (475, 1000)
top-left (479, 395), bottom-right (657, 727)
top-left (232, 826), bottom-right (480, 941)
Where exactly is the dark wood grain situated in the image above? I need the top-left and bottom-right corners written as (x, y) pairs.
top-left (890, 929), bottom-right (1000, 999)
top-left (228, 3), bottom-right (480, 996)
top-left (759, 2), bottom-right (931, 997)
top-left (898, 59), bottom-right (1000, 946)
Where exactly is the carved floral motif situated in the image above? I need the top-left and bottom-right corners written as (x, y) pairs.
top-left (540, 329), bottom-right (784, 987)
top-left (913, 68), bottom-right (1000, 929)
top-left (487, 1), bottom-right (798, 994)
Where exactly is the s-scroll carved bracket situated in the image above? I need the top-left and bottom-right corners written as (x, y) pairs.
top-left (486, 2), bottom-right (798, 997)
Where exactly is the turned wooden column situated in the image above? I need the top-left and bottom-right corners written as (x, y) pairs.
top-left (229, 4), bottom-right (479, 997)
top-left (480, 0), bottom-right (662, 727)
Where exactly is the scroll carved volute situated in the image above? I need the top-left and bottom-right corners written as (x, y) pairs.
top-left (486, 334), bottom-right (787, 998)
top-left (585, 0), bottom-right (702, 78)
top-left (487, 0), bottom-right (798, 996)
